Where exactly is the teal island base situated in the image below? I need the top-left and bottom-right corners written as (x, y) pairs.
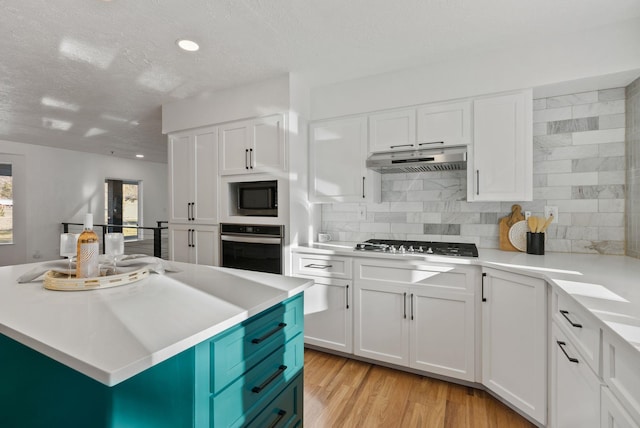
top-left (0, 294), bottom-right (304, 428)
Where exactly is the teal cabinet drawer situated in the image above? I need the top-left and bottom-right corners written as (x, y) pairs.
top-left (211, 294), bottom-right (303, 394)
top-left (211, 333), bottom-right (304, 427)
top-left (246, 373), bottom-right (303, 428)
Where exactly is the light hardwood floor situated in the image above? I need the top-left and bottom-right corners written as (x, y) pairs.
top-left (303, 348), bottom-right (535, 428)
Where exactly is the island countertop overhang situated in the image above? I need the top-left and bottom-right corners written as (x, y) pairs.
top-left (0, 261), bottom-right (312, 386)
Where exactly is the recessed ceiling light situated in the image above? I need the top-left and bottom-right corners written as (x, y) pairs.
top-left (176, 39), bottom-right (199, 52)
top-left (136, 154), bottom-right (144, 158)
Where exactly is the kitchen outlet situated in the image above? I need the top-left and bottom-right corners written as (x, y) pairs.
top-left (544, 206), bottom-right (558, 223)
top-left (358, 205), bottom-right (367, 221)
top-left (524, 211), bottom-right (531, 220)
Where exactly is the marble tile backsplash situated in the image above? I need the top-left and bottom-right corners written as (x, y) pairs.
top-left (321, 87), bottom-right (627, 255)
top-left (626, 77), bottom-right (640, 258)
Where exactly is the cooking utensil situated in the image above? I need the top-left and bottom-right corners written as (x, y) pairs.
top-left (540, 216), bottom-right (553, 233)
top-left (528, 216), bottom-right (538, 233)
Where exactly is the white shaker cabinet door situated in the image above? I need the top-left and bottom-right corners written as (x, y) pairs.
top-left (416, 100), bottom-right (471, 148)
top-left (481, 268), bottom-right (547, 426)
top-left (353, 281), bottom-right (409, 366)
top-left (368, 108), bottom-right (416, 153)
top-left (550, 323), bottom-right (601, 428)
top-left (309, 116), bottom-right (379, 203)
top-left (219, 121), bottom-right (251, 175)
top-left (303, 277), bottom-right (353, 353)
top-left (469, 90), bottom-right (533, 201)
top-left (168, 135), bottom-right (192, 224)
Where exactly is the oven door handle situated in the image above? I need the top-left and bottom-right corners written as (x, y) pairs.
top-left (221, 235), bottom-right (283, 245)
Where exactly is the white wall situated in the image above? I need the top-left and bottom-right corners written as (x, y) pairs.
top-left (310, 17), bottom-right (640, 120)
top-left (0, 140), bottom-right (167, 265)
top-left (162, 75), bottom-right (291, 133)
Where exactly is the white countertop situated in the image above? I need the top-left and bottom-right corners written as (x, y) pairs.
top-left (294, 242), bottom-right (640, 353)
top-left (0, 262), bottom-right (312, 386)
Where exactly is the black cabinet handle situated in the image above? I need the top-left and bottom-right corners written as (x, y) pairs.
top-left (362, 176), bottom-right (366, 198)
top-left (557, 341), bottom-right (579, 363)
top-left (245, 149), bottom-right (249, 169)
top-left (418, 141), bottom-right (444, 146)
top-left (252, 365), bottom-right (287, 393)
top-left (410, 293), bottom-right (414, 321)
top-left (251, 322), bottom-right (287, 344)
top-left (560, 310), bottom-right (583, 328)
top-left (390, 144), bottom-right (413, 149)
top-left (304, 264), bottom-right (333, 269)
top-left (189, 229), bottom-right (195, 248)
top-left (267, 409), bottom-right (287, 428)
top-left (476, 170), bottom-right (480, 195)
top-left (403, 292), bottom-right (407, 319)
top-left (346, 284), bottom-right (349, 309)
top-left (249, 148), bottom-right (254, 169)
top-left (481, 272), bottom-right (487, 302)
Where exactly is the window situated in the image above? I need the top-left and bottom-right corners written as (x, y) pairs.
top-left (105, 179), bottom-right (142, 241)
top-left (0, 164), bottom-right (12, 244)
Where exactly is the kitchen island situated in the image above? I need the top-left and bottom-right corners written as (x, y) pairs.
top-left (0, 261), bottom-right (311, 428)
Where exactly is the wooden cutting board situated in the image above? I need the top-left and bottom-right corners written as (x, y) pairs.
top-left (499, 204), bottom-right (525, 251)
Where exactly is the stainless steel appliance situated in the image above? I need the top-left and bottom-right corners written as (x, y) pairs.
top-left (354, 239), bottom-right (478, 257)
top-left (236, 180), bottom-right (278, 217)
top-left (220, 223), bottom-right (284, 274)
top-left (366, 145), bottom-right (467, 173)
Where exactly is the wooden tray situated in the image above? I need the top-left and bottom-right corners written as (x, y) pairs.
top-left (43, 267), bottom-right (150, 291)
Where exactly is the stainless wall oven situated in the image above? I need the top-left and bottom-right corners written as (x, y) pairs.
top-left (220, 224), bottom-right (284, 274)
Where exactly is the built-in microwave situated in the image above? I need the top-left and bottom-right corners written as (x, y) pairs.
top-left (236, 180), bottom-right (278, 216)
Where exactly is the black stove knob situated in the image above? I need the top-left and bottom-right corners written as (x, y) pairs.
top-left (426, 247), bottom-right (434, 254)
top-left (417, 246), bottom-right (424, 253)
top-left (407, 246), bottom-right (415, 253)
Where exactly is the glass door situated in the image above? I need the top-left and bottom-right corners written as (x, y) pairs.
top-left (105, 179), bottom-right (141, 241)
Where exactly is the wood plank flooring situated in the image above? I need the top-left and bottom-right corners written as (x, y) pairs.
top-left (304, 348), bottom-right (535, 428)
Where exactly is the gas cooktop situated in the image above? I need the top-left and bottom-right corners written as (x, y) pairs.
top-left (354, 239), bottom-right (478, 258)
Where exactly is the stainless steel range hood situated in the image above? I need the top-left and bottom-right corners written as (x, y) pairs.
top-left (366, 145), bottom-right (467, 174)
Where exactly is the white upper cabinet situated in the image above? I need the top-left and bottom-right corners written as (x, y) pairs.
top-left (219, 114), bottom-right (285, 175)
top-left (468, 90), bottom-right (533, 201)
top-left (417, 100), bottom-right (471, 148)
top-left (309, 116), bottom-right (380, 203)
top-left (368, 109), bottom-right (416, 153)
top-left (168, 127), bottom-right (218, 224)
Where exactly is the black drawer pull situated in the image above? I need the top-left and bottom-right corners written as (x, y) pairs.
top-left (267, 409), bottom-right (287, 428)
top-left (251, 323), bottom-right (287, 344)
top-left (560, 310), bottom-right (582, 328)
top-left (252, 365), bottom-right (287, 393)
top-left (389, 144), bottom-right (413, 149)
top-left (557, 341), bottom-right (579, 363)
top-left (304, 264), bottom-right (333, 269)
top-left (418, 141), bottom-right (444, 146)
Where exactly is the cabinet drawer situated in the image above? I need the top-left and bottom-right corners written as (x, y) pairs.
top-left (554, 292), bottom-right (601, 375)
top-left (292, 253), bottom-right (352, 279)
top-left (210, 294), bottom-right (303, 394)
top-left (603, 330), bottom-right (640, 425)
top-left (247, 373), bottom-right (303, 428)
top-left (356, 259), bottom-right (476, 294)
top-left (211, 333), bottom-right (305, 428)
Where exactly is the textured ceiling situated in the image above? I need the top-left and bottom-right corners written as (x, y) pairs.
top-left (1, 0), bottom-right (640, 163)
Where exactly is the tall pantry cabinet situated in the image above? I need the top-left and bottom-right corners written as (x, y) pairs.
top-left (168, 126), bottom-right (219, 266)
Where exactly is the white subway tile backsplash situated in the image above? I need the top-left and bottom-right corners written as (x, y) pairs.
top-left (599, 199), bottom-right (625, 213)
top-left (406, 212), bottom-right (442, 223)
top-left (600, 142), bottom-right (625, 157)
top-left (533, 186), bottom-right (572, 200)
top-left (548, 172), bottom-right (598, 186)
top-left (599, 113), bottom-right (626, 130)
top-left (573, 128), bottom-right (625, 145)
top-left (360, 223), bottom-right (391, 233)
top-left (547, 91), bottom-right (597, 107)
top-left (533, 99), bottom-right (547, 110)
top-left (572, 100), bottom-right (625, 118)
top-left (546, 144), bottom-right (599, 161)
top-left (533, 106), bottom-right (572, 123)
top-left (533, 159), bottom-right (571, 174)
top-left (390, 223), bottom-right (423, 234)
top-left (555, 199), bottom-right (599, 213)
top-left (599, 227), bottom-right (625, 241)
top-left (598, 170), bottom-right (625, 185)
top-left (388, 201), bottom-right (424, 212)
top-left (533, 123), bottom-right (547, 136)
top-left (599, 88), bottom-right (626, 101)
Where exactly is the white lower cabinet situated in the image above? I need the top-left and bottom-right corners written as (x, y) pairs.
top-left (354, 259), bottom-right (477, 381)
top-left (550, 323), bottom-right (601, 428)
top-left (602, 387), bottom-right (640, 428)
top-left (481, 268), bottom-right (546, 426)
top-left (168, 224), bottom-right (219, 266)
top-left (293, 253), bottom-right (353, 353)
top-left (302, 277), bottom-right (353, 353)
